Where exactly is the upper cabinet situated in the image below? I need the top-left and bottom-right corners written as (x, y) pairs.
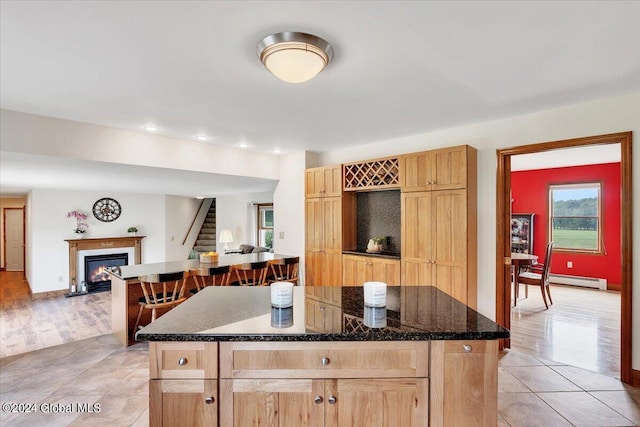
top-left (343, 156), bottom-right (400, 191)
top-left (305, 165), bottom-right (343, 198)
top-left (401, 145), bottom-right (477, 192)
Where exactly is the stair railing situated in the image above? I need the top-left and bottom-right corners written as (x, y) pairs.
top-left (182, 198), bottom-right (207, 246)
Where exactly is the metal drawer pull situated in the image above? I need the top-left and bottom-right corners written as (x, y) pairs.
top-left (463, 344), bottom-right (472, 352)
top-left (321, 357), bottom-right (330, 365)
top-left (314, 396), bottom-right (323, 404)
top-left (328, 396), bottom-right (337, 404)
top-left (205, 396), bottom-right (215, 404)
top-left (178, 357), bottom-right (188, 366)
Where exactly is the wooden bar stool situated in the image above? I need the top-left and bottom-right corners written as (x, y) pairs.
top-left (189, 265), bottom-right (231, 295)
top-left (268, 257), bottom-right (299, 285)
top-left (233, 261), bottom-right (269, 286)
top-left (132, 271), bottom-right (189, 340)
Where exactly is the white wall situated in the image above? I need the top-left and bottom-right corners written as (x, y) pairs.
top-left (164, 195), bottom-right (208, 261)
top-left (312, 92), bottom-right (640, 370)
top-left (273, 152), bottom-right (307, 284)
top-left (27, 189), bottom-right (170, 293)
top-left (216, 192), bottom-right (274, 249)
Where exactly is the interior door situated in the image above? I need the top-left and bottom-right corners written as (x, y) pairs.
top-left (4, 208), bottom-right (25, 271)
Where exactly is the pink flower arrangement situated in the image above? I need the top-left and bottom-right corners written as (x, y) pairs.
top-left (67, 210), bottom-right (89, 233)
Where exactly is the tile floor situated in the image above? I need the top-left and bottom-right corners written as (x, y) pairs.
top-left (0, 335), bottom-right (638, 426)
top-left (1, 272), bottom-right (638, 426)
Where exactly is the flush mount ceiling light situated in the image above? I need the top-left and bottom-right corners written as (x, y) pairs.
top-left (257, 32), bottom-right (333, 84)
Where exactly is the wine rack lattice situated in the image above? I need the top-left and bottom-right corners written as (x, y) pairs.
top-left (343, 157), bottom-right (400, 190)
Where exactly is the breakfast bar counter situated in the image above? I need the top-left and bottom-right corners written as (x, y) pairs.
top-left (136, 285), bottom-right (508, 426)
top-left (106, 253), bottom-right (296, 347)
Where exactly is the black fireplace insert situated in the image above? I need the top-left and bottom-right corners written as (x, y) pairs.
top-left (83, 253), bottom-right (128, 293)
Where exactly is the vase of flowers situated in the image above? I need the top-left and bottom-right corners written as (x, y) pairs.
top-left (67, 210), bottom-right (88, 238)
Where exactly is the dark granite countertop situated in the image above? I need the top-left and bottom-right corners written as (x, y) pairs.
top-left (136, 286), bottom-right (509, 342)
top-left (342, 250), bottom-right (401, 260)
top-left (106, 253), bottom-right (296, 280)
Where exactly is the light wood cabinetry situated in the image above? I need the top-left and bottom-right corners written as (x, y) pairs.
top-left (148, 339), bottom-right (499, 426)
top-left (305, 197), bottom-right (344, 287)
top-left (149, 342), bottom-right (218, 427)
top-left (401, 190), bottom-right (477, 308)
top-left (430, 340), bottom-right (498, 427)
top-left (401, 145), bottom-right (475, 192)
top-left (306, 165), bottom-right (343, 198)
top-left (219, 342), bottom-right (429, 427)
top-left (342, 254), bottom-right (400, 286)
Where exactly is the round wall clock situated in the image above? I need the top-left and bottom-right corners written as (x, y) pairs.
top-left (92, 197), bottom-right (122, 222)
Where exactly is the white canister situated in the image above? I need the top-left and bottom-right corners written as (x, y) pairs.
top-left (363, 281), bottom-right (387, 307)
top-left (271, 281), bottom-right (294, 308)
top-left (71, 284), bottom-right (77, 294)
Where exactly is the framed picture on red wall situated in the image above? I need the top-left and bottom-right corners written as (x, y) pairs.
top-left (511, 213), bottom-right (535, 254)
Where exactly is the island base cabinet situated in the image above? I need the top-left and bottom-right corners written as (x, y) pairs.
top-left (219, 378), bottom-right (428, 427)
top-left (150, 379), bottom-right (217, 427)
top-left (429, 340), bottom-right (498, 427)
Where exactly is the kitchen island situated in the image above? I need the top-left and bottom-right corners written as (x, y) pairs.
top-left (137, 285), bottom-right (508, 426)
top-left (107, 253), bottom-right (297, 346)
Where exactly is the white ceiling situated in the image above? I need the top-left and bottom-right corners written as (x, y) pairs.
top-left (1, 1), bottom-right (638, 196)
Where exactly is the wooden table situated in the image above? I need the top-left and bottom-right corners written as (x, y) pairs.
top-left (511, 253), bottom-right (538, 306)
top-left (107, 253), bottom-right (297, 346)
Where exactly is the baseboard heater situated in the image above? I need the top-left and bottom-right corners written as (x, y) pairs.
top-left (549, 274), bottom-right (607, 290)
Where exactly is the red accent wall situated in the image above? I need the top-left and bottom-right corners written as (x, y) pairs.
top-left (511, 162), bottom-right (621, 286)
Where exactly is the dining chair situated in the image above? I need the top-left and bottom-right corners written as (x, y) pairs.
top-left (233, 261), bottom-right (269, 286)
top-left (189, 265), bottom-right (231, 294)
top-left (268, 257), bottom-right (299, 285)
top-left (517, 242), bottom-right (554, 309)
top-left (132, 271), bottom-right (189, 339)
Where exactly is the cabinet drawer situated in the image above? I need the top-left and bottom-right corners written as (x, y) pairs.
top-left (150, 342), bottom-right (218, 379)
top-left (220, 341), bottom-right (429, 379)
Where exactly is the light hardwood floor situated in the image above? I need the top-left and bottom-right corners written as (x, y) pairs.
top-left (1, 271), bottom-right (638, 426)
top-left (511, 282), bottom-right (621, 378)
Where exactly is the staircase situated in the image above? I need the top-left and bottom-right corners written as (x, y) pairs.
top-left (192, 199), bottom-right (217, 254)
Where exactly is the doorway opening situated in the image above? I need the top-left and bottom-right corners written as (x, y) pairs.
top-left (495, 131), bottom-right (634, 384)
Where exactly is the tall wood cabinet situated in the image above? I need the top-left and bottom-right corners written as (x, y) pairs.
top-left (305, 165), bottom-right (352, 287)
top-left (401, 146), bottom-right (477, 308)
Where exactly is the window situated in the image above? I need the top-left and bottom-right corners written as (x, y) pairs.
top-left (548, 182), bottom-right (602, 253)
top-left (257, 203), bottom-right (274, 249)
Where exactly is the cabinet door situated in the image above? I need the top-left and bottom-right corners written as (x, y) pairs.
top-left (150, 379), bottom-right (217, 427)
top-left (305, 198), bottom-right (322, 251)
top-left (326, 378), bottom-right (429, 427)
top-left (323, 165), bottom-right (343, 197)
top-left (401, 259), bottom-right (433, 286)
top-left (401, 192), bottom-right (433, 286)
top-left (321, 197), bottom-right (342, 251)
top-left (305, 251), bottom-right (321, 287)
top-left (305, 168), bottom-right (324, 198)
top-left (401, 152), bottom-right (429, 192)
top-left (430, 340), bottom-right (498, 427)
top-left (432, 190), bottom-right (468, 304)
top-left (321, 251), bottom-right (343, 287)
top-left (342, 255), bottom-right (368, 286)
top-left (370, 258), bottom-right (401, 286)
top-left (430, 146), bottom-right (469, 191)
top-left (219, 379), bottom-right (324, 427)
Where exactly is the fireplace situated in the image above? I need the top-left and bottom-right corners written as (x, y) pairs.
top-left (65, 236), bottom-right (144, 297)
top-left (83, 253), bottom-right (128, 293)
